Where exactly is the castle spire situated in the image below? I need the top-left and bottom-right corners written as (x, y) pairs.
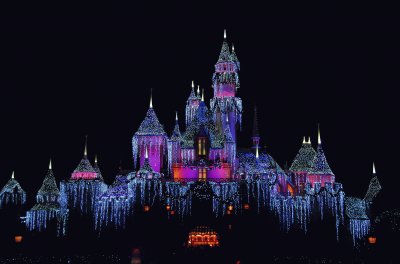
top-left (308, 136), bottom-right (311, 144)
top-left (49, 159), bottom-right (52, 170)
top-left (201, 89), bottom-right (204, 102)
top-left (84, 135), bottom-right (88, 156)
top-left (149, 89), bottom-right (153, 109)
top-left (197, 85), bottom-right (200, 97)
top-left (224, 29), bottom-right (227, 39)
top-left (303, 137), bottom-right (306, 144)
top-left (95, 154), bottom-right (98, 164)
top-left (145, 146), bottom-right (149, 159)
top-left (11, 171), bottom-right (14, 179)
top-left (318, 124), bottom-right (321, 144)
top-left (175, 111), bottom-right (178, 121)
top-left (191, 80), bottom-right (194, 89)
top-left (255, 145), bottom-right (259, 159)
top-left (373, 162), bottom-right (376, 174)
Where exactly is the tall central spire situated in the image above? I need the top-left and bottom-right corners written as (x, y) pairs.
top-left (149, 89), bottom-right (153, 108)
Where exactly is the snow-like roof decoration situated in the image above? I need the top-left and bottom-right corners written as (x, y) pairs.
top-left (289, 141), bottom-right (316, 172)
top-left (224, 123), bottom-right (234, 143)
top-left (309, 144), bottom-right (334, 175)
top-left (38, 169), bottom-right (60, 197)
top-left (0, 177), bottom-right (25, 196)
top-left (93, 162), bottom-right (104, 181)
top-left (345, 197), bottom-right (369, 220)
top-left (364, 163), bottom-right (382, 202)
top-left (237, 152), bottom-right (286, 176)
top-left (135, 108), bottom-right (166, 136)
top-left (229, 44), bottom-right (239, 64)
top-left (170, 116), bottom-right (182, 141)
top-left (73, 155), bottom-right (96, 173)
top-left (217, 40), bottom-right (231, 63)
top-left (182, 102), bottom-right (224, 148)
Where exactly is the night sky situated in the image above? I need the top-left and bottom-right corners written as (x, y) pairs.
top-left (0, 2), bottom-right (398, 209)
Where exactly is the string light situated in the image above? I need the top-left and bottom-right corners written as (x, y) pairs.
top-left (0, 171), bottom-right (26, 208)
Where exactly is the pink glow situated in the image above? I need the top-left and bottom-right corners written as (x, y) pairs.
top-left (307, 174), bottom-right (335, 187)
top-left (172, 163), bottom-right (231, 180)
top-left (71, 172), bottom-right (97, 180)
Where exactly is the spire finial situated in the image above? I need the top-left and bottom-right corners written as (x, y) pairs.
top-left (373, 162), bottom-right (376, 174)
top-left (149, 89), bottom-right (153, 108)
top-left (318, 124), bottom-right (321, 144)
top-left (84, 135), bottom-right (88, 156)
top-left (224, 29), bottom-right (227, 40)
top-left (201, 89), bottom-right (204, 102)
top-left (11, 171), bottom-right (14, 179)
top-left (95, 154), bottom-right (98, 164)
top-left (308, 136), bottom-right (311, 144)
top-left (49, 159), bottom-right (52, 170)
top-left (232, 43), bottom-right (235, 52)
top-left (175, 111), bottom-right (178, 121)
top-left (303, 137), bottom-right (306, 144)
top-left (191, 80), bottom-right (194, 89)
top-left (197, 85), bottom-right (200, 96)
top-left (255, 145), bottom-right (259, 159)
top-left (145, 146), bottom-right (149, 159)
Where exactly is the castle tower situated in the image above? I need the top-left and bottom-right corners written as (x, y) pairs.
top-left (185, 81), bottom-right (201, 127)
top-left (61, 139), bottom-right (108, 214)
top-left (0, 171), bottom-right (26, 208)
top-left (210, 30), bottom-right (242, 144)
top-left (364, 162), bottom-right (382, 202)
top-left (252, 106), bottom-right (260, 148)
top-left (289, 137), bottom-right (316, 191)
top-left (167, 112), bottom-right (182, 173)
top-left (26, 160), bottom-right (68, 235)
top-left (132, 92), bottom-right (167, 173)
top-left (308, 125), bottom-right (335, 187)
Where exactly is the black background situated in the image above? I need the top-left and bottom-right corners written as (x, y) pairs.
top-left (0, 1), bottom-right (398, 210)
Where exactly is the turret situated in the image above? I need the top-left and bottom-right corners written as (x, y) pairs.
top-left (185, 81), bottom-right (201, 127)
top-left (364, 162), bottom-right (382, 202)
top-left (71, 136), bottom-right (97, 180)
top-left (0, 171), bottom-right (26, 208)
top-left (132, 91), bottom-right (167, 173)
top-left (167, 112), bottom-right (182, 173)
top-left (308, 125), bottom-right (335, 187)
top-left (210, 30), bottom-right (243, 144)
top-left (213, 29), bottom-right (240, 98)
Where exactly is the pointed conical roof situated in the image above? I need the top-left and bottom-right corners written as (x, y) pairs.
top-left (93, 155), bottom-right (104, 181)
top-left (289, 139), bottom-right (316, 172)
top-left (187, 81), bottom-right (198, 101)
top-left (74, 155), bottom-right (96, 173)
top-left (37, 168), bottom-right (60, 197)
top-left (252, 106), bottom-right (259, 138)
top-left (229, 44), bottom-right (239, 62)
top-left (224, 117), bottom-right (234, 143)
top-left (364, 162), bottom-right (382, 202)
top-left (170, 113), bottom-right (182, 141)
top-left (309, 144), bottom-right (334, 175)
top-left (0, 173), bottom-right (25, 196)
top-left (217, 31), bottom-right (231, 62)
top-left (135, 107), bottom-right (166, 136)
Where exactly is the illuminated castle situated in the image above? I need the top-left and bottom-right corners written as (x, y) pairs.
top-left (132, 30), bottom-right (241, 180)
top-left (0, 30), bottom-right (383, 246)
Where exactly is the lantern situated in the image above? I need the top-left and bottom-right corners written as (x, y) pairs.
top-left (228, 205), bottom-right (234, 211)
top-left (144, 205), bottom-right (150, 212)
top-left (14, 236), bottom-right (23, 243)
top-left (166, 205), bottom-right (171, 211)
top-left (243, 204), bottom-right (250, 210)
top-left (368, 236), bottom-right (377, 244)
